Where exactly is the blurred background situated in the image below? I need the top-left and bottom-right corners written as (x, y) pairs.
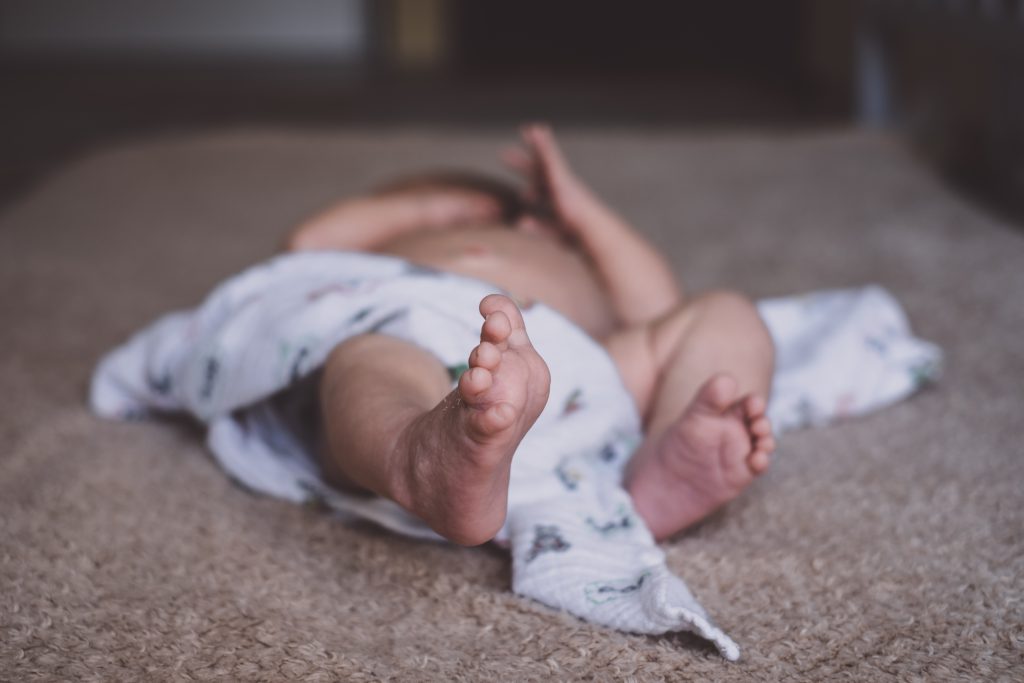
top-left (1, 0), bottom-right (1022, 225)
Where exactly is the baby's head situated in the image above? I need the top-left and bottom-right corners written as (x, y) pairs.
top-left (372, 170), bottom-right (529, 227)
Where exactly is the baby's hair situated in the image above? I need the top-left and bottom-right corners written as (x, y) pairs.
top-left (371, 170), bottom-right (528, 223)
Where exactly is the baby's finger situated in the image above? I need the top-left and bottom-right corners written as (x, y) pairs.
top-left (520, 124), bottom-right (538, 147)
top-left (500, 147), bottom-right (532, 171)
top-left (529, 125), bottom-right (571, 177)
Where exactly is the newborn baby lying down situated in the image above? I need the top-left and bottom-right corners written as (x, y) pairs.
top-left (92, 125), bottom-right (941, 659)
top-left (286, 124), bottom-right (776, 545)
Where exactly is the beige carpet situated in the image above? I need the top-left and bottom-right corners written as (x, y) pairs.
top-left (2, 128), bottom-right (1022, 681)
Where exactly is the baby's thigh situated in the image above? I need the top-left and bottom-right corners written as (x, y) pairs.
top-left (602, 303), bottom-right (702, 420)
top-left (602, 325), bottom-right (660, 419)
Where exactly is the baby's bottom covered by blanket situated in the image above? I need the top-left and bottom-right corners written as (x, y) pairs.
top-left (93, 251), bottom-right (645, 539)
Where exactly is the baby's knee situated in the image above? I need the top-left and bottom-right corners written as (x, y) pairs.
top-left (695, 289), bottom-right (756, 316)
top-left (697, 290), bottom-right (773, 350)
top-left (603, 325), bottom-right (661, 415)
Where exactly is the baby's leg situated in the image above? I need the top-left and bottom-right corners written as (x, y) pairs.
top-left (604, 290), bottom-right (776, 540)
top-left (318, 294), bottom-right (550, 546)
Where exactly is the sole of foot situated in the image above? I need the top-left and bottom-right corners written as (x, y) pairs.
top-left (627, 373), bottom-right (775, 541)
top-left (395, 294), bottom-right (550, 545)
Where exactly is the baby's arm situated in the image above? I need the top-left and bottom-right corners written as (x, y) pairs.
top-left (285, 196), bottom-right (423, 252)
top-left (506, 125), bottom-right (683, 328)
top-left (284, 183), bottom-right (502, 253)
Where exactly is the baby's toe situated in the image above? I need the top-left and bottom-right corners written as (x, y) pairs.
top-left (743, 394), bottom-right (767, 419)
top-left (469, 341), bottom-right (501, 371)
top-left (749, 416), bottom-right (772, 438)
top-left (459, 366), bottom-right (493, 401)
top-left (479, 402), bottom-right (518, 434)
top-left (480, 294), bottom-right (526, 330)
top-left (696, 373), bottom-right (739, 413)
top-left (481, 311), bottom-right (512, 345)
top-left (748, 449), bottom-right (770, 474)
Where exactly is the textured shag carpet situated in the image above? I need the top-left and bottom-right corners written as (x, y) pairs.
top-left (2, 129), bottom-right (1022, 681)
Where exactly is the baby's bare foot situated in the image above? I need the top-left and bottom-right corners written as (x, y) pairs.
top-left (392, 294), bottom-right (550, 545)
top-left (626, 373), bottom-right (775, 541)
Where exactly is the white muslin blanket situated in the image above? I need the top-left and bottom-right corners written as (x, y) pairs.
top-left (90, 252), bottom-right (941, 660)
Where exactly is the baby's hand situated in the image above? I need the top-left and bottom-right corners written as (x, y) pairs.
top-left (501, 124), bottom-right (598, 237)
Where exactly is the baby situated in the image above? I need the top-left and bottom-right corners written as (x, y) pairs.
top-left (286, 125), bottom-right (776, 545)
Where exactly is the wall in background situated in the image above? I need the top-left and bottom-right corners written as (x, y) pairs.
top-left (859, 1), bottom-right (1024, 222)
top-left (0, 0), bottom-right (368, 60)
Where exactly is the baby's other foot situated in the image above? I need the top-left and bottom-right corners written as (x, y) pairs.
top-left (395, 294), bottom-right (550, 545)
top-left (626, 373), bottom-right (775, 541)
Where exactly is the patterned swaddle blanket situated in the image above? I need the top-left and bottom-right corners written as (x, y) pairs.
top-left (91, 251), bottom-right (941, 660)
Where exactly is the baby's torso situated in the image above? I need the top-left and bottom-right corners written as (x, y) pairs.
top-left (375, 226), bottom-right (618, 338)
